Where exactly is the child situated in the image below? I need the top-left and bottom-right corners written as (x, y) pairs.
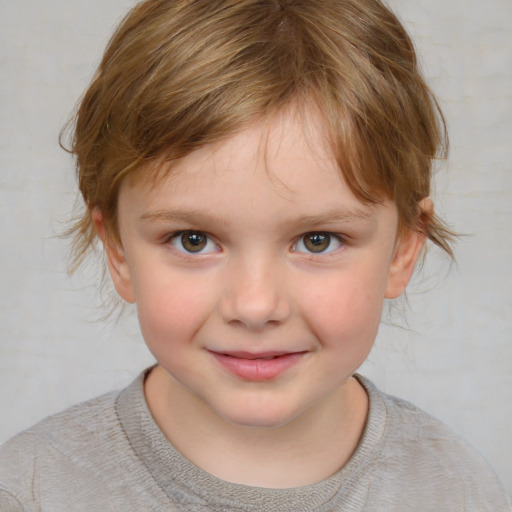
top-left (1, 0), bottom-right (510, 510)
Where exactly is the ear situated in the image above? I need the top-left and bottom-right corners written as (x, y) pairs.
top-left (385, 199), bottom-right (431, 299)
top-left (91, 208), bottom-right (136, 304)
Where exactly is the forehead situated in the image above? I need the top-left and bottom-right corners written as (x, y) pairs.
top-left (128, 107), bottom-right (340, 196)
top-left (118, 106), bottom-right (394, 232)
top-left (115, 108), bottom-right (401, 251)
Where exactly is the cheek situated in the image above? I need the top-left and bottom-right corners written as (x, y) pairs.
top-left (133, 271), bottom-right (215, 350)
top-left (300, 267), bottom-right (387, 348)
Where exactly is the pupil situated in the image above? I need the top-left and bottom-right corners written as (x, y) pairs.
top-left (182, 232), bottom-right (207, 252)
top-left (305, 233), bottom-right (330, 252)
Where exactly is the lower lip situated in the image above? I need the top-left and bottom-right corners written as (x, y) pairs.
top-left (210, 352), bottom-right (305, 381)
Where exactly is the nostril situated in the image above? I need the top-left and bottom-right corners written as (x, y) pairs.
top-left (219, 268), bottom-right (291, 329)
top-left (227, 318), bottom-right (280, 330)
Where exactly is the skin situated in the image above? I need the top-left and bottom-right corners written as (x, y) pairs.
top-left (94, 107), bottom-right (426, 488)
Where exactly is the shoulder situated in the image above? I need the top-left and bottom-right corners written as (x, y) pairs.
top-left (0, 389), bottom-right (122, 508)
top-left (0, 387), bottom-right (122, 461)
top-left (0, 372), bottom-right (168, 512)
top-left (355, 375), bottom-right (511, 511)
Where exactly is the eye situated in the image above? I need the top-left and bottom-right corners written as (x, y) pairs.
top-left (294, 232), bottom-right (343, 254)
top-left (170, 231), bottom-right (218, 254)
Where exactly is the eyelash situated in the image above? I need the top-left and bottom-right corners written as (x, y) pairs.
top-left (165, 230), bottom-right (345, 257)
top-left (168, 231), bottom-right (220, 255)
top-left (293, 232), bottom-right (344, 255)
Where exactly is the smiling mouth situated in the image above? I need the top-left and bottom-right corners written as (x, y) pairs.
top-left (218, 351), bottom-right (301, 360)
top-left (209, 350), bottom-right (307, 381)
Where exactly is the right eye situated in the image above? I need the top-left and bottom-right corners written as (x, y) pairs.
top-left (170, 231), bottom-right (218, 254)
top-left (293, 232), bottom-right (343, 254)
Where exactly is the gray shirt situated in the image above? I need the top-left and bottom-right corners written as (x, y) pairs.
top-left (1, 370), bottom-right (510, 511)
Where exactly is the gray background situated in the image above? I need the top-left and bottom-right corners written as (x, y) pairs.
top-left (1, 0), bottom-right (511, 497)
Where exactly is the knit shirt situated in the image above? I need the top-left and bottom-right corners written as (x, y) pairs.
top-left (1, 369), bottom-right (510, 511)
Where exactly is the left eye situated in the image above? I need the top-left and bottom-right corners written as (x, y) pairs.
top-left (170, 231), bottom-right (218, 254)
top-left (294, 232), bottom-right (342, 254)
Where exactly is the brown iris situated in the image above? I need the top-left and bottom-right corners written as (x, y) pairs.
top-left (303, 232), bottom-right (331, 253)
top-left (180, 231), bottom-right (208, 252)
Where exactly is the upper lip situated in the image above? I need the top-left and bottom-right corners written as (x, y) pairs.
top-left (210, 350), bottom-right (306, 360)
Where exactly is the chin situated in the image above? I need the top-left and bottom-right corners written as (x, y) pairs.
top-left (216, 400), bottom-right (303, 430)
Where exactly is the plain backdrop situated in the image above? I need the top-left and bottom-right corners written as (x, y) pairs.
top-left (1, 0), bottom-right (511, 498)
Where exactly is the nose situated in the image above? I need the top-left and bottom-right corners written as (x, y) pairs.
top-left (220, 257), bottom-right (291, 330)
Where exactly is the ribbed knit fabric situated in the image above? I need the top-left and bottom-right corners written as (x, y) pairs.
top-left (1, 369), bottom-right (510, 511)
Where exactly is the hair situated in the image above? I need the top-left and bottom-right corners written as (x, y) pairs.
top-left (65, 0), bottom-right (455, 270)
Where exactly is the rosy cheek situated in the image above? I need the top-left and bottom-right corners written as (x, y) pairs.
top-left (301, 274), bottom-right (383, 340)
top-left (135, 277), bottom-right (211, 346)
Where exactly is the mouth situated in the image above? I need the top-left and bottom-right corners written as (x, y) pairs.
top-left (208, 350), bottom-right (307, 381)
top-left (217, 351), bottom-right (301, 360)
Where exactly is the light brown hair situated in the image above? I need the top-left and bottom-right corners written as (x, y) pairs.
top-left (65, 0), bottom-right (454, 268)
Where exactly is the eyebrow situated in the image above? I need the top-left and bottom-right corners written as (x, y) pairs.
top-left (139, 206), bottom-right (375, 228)
top-left (140, 208), bottom-right (230, 228)
top-left (288, 207), bottom-right (375, 227)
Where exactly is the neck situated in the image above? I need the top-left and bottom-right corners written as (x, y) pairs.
top-left (144, 365), bottom-right (368, 488)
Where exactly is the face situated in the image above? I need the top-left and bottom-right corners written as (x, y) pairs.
top-left (101, 107), bottom-right (424, 429)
